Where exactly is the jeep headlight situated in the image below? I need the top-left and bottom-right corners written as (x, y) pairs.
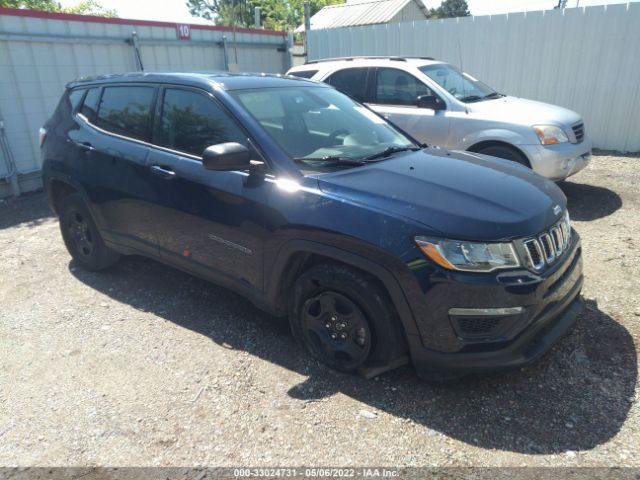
top-left (415, 236), bottom-right (520, 272)
top-left (533, 125), bottom-right (569, 145)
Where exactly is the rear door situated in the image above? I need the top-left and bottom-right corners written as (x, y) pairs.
top-left (368, 67), bottom-right (451, 146)
top-left (324, 67), bottom-right (369, 103)
top-left (71, 84), bottom-right (159, 254)
top-left (146, 86), bottom-right (268, 291)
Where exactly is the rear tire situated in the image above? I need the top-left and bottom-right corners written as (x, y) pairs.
top-left (289, 263), bottom-right (406, 373)
top-left (58, 193), bottom-right (120, 271)
top-left (475, 144), bottom-right (530, 167)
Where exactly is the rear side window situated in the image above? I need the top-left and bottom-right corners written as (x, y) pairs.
top-left (79, 88), bottom-right (101, 121)
top-left (94, 86), bottom-right (155, 141)
top-left (374, 68), bottom-right (432, 106)
top-left (158, 88), bottom-right (246, 157)
top-left (326, 68), bottom-right (368, 102)
top-left (289, 70), bottom-right (318, 79)
top-left (68, 89), bottom-right (85, 110)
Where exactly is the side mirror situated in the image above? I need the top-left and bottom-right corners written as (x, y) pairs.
top-left (202, 142), bottom-right (251, 171)
top-left (417, 95), bottom-right (446, 111)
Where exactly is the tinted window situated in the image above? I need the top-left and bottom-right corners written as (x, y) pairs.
top-left (95, 86), bottom-right (155, 141)
top-left (68, 89), bottom-right (85, 110)
top-left (374, 68), bottom-right (432, 106)
top-left (159, 88), bottom-right (246, 157)
top-left (289, 70), bottom-right (318, 79)
top-left (326, 68), bottom-right (367, 102)
top-left (79, 88), bottom-right (101, 121)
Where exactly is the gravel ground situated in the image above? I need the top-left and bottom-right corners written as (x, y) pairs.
top-left (0, 153), bottom-right (638, 467)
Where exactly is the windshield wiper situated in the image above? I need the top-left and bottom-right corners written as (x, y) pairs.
top-left (293, 155), bottom-right (367, 166)
top-left (364, 146), bottom-right (419, 160)
top-left (483, 92), bottom-right (504, 99)
top-left (459, 94), bottom-right (484, 103)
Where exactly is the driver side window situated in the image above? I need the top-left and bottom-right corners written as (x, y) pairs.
top-left (374, 68), bottom-right (432, 107)
top-left (158, 88), bottom-right (246, 157)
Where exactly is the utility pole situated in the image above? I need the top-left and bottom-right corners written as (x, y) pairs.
top-left (254, 6), bottom-right (261, 29)
top-left (303, 1), bottom-right (311, 58)
top-left (231, 0), bottom-right (239, 68)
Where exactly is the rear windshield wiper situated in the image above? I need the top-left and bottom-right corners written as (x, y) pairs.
top-left (364, 146), bottom-right (420, 160)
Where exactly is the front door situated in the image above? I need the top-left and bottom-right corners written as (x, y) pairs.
top-left (146, 86), bottom-right (268, 291)
top-left (367, 67), bottom-right (451, 147)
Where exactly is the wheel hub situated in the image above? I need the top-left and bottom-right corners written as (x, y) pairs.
top-left (301, 290), bottom-right (371, 369)
top-left (67, 211), bottom-right (93, 256)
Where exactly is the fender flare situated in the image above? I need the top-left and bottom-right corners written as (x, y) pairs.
top-left (44, 173), bottom-right (106, 228)
top-left (266, 239), bottom-right (420, 337)
top-left (461, 129), bottom-right (531, 151)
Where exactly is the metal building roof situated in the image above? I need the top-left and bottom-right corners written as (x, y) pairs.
top-left (296, 0), bottom-right (428, 32)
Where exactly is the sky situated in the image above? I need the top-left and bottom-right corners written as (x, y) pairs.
top-left (57, 0), bottom-right (638, 24)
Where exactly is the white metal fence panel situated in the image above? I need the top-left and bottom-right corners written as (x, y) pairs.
top-left (308, 3), bottom-right (640, 152)
top-left (0, 8), bottom-right (289, 197)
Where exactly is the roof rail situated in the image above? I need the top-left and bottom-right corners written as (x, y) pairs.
top-left (305, 56), bottom-right (435, 64)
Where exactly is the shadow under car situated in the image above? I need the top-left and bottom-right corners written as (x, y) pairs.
top-left (70, 255), bottom-right (637, 455)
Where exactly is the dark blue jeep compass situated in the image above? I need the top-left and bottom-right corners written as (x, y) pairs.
top-left (41, 72), bottom-right (583, 380)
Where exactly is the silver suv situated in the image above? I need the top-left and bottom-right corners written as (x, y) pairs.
top-left (287, 57), bottom-right (591, 181)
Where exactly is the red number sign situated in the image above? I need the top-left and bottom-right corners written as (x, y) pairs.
top-left (176, 24), bottom-right (191, 40)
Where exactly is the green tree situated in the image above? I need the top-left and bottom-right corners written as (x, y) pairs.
top-left (429, 0), bottom-right (470, 19)
top-left (61, 0), bottom-right (117, 16)
top-left (0, 0), bottom-right (117, 16)
top-left (186, 0), bottom-right (251, 24)
top-left (186, 0), bottom-right (344, 31)
top-left (0, 0), bottom-right (60, 10)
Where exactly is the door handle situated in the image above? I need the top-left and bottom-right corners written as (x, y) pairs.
top-left (150, 165), bottom-right (176, 179)
top-left (71, 140), bottom-right (95, 152)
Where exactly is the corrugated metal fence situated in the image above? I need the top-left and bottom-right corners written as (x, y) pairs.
top-left (308, 3), bottom-right (640, 153)
top-left (0, 7), bottom-right (290, 197)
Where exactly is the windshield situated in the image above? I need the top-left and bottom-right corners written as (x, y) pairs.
top-left (231, 86), bottom-right (418, 171)
top-left (419, 64), bottom-right (499, 103)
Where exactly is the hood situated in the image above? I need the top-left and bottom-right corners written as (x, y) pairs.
top-left (317, 148), bottom-right (567, 241)
top-left (467, 96), bottom-right (582, 127)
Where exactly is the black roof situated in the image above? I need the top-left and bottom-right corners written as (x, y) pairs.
top-left (66, 71), bottom-right (321, 91)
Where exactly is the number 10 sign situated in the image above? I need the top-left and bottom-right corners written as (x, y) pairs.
top-left (176, 24), bottom-right (191, 40)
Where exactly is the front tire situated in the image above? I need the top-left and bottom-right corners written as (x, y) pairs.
top-left (289, 264), bottom-right (406, 373)
top-left (58, 193), bottom-right (120, 271)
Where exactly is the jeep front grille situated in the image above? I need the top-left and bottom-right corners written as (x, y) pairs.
top-left (521, 214), bottom-right (572, 271)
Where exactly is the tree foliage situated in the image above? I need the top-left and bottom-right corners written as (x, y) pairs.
top-left (0, 0), bottom-right (117, 16)
top-left (186, 0), bottom-right (344, 31)
top-left (60, 0), bottom-right (117, 16)
top-left (0, 0), bottom-right (60, 9)
top-left (429, 0), bottom-right (470, 19)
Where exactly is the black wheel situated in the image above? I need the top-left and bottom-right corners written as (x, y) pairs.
top-left (290, 264), bottom-right (406, 373)
top-left (59, 193), bottom-right (120, 271)
top-left (475, 144), bottom-right (530, 167)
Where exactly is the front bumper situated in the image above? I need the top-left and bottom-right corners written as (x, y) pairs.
top-left (520, 139), bottom-right (592, 181)
top-left (406, 233), bottom-right (583, 376)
